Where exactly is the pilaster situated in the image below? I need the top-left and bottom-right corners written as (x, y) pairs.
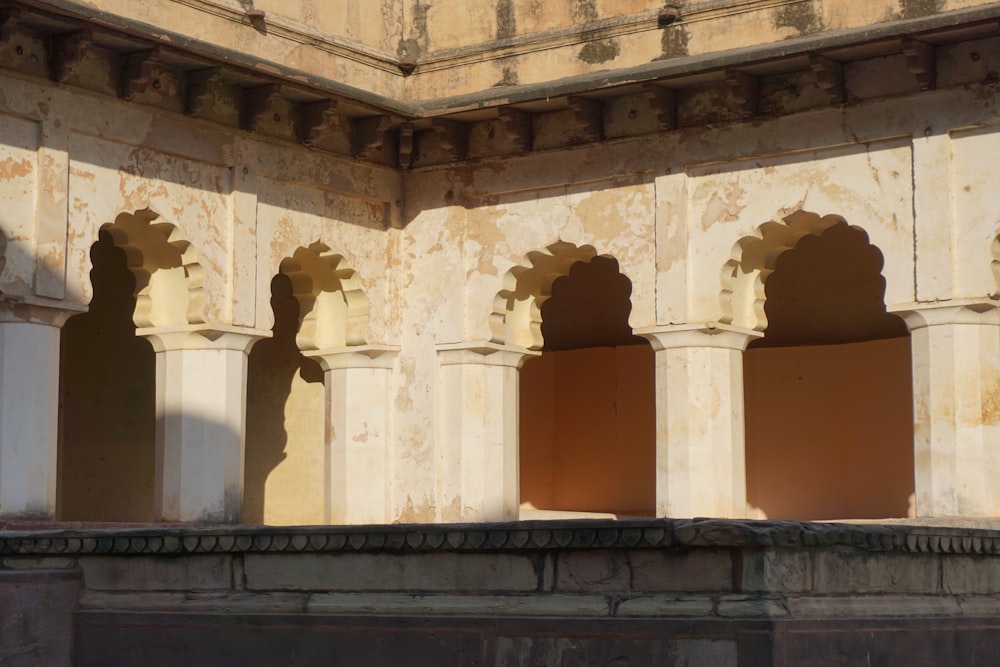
top-left (637, 323), bottom-right (761, 519)
top-left (302, 345), bottom-right (399, 525)
top-left (435, 342), bottom-right (538, 522)
top-left (893, 300), bottom-right (1000, 516)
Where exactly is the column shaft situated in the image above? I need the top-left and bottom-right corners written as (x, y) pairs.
top-left (0, 321), bottom-right (61, 518)
top-left (306, 346), bottom-right (398, 525)
top-left (640, 325), bottom-right (759, 518)
top-left (144, 327), bottom-right (262, 522)
top-left (436, 342), bottom-right (534, 522)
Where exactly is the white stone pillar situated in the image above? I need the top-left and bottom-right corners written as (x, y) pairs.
top-left (638, 324), bottom-right (761, 519)
top-left (0, 301), bottom-right (78, 519)
top-left (894, 301), bottom-right (1000, 517)
top-left (436, 342), bottom-right (537, 522)
top-left (302, 345), bottom-right (398, 525)
top-left (141, 325), bottom-right (266, 523)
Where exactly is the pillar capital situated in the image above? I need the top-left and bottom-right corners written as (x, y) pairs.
top-left (436, 341), bottom-right (539, 368)
top-left (302, 344), bottom-right (399, 371)
top-left (890, 299), bottom-right (1000, 330)
top-left (137, 324), bottom-right (270, 353)
top-left (636, 323), bottom-right (762, 351)
top-left (0, 296), bottom-right (84, 327)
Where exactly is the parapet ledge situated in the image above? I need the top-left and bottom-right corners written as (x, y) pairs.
top-left (2, 518), bottom-right (1000, 557)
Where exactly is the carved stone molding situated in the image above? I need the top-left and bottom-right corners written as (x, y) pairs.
top-left (49, 29), bottom-right (91, 83)
top-left (297, 100), bottom-right (339, 146)
top-left (902, 37), bottom-right (936, 91)
top-left (2, 519), bottom-right (1000, 556)
top-left (352, 115), bottom-right (391, 160)
top-left (119, 47), bottom-right (158, 100)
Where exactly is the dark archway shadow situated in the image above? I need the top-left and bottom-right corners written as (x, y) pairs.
top-left (243, 274), bottom-right (324, 525)
top-left (519, 255), bottom-right (655, 517)
top-left (58, 230), bottom-right (156, 521)
top-left (744, 222), bottom-right (914, 520)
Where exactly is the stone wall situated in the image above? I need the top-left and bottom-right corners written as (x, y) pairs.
top-left (3, 519), bottom-right (1000, 665)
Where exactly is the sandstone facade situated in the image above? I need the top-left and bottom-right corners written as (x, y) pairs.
top-left (1, 0), bottom-right (1000, 525)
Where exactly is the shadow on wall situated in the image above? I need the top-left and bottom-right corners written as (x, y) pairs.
top-left (243, 273), bottom-right (324, 525)
top-left (59, 230), bottom-right (156, 522)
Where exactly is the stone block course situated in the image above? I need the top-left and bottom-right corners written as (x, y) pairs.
top-left (811, 550), bottom-right (940, 594)
top-left (78, 555), bottom-right (233, 591)
top-left (629, 547), bottom-right (733, 592)
top-left (243, 552), bottom-right (540, 592)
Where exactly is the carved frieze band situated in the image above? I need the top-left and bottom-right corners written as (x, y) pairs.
top-left (1, 519), bottom-right (999, 556)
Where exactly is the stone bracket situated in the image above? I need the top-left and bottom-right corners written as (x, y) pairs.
top-left (497, 108), bottom-right (533, 152)
top-left (902, 37), bottom-right (935, 91)
top-left (240, 83), bottom-right (281, 131)
top-left (429, 118), bottom-right (468, 162)
top-left (353, 115), bottom-right (391, 160)
top-left (0, 5), bottom-right (22, 38)
top-left (185, 67), bottom-right (223, 116)
top-left (567, 96), bottom-right (603, 143)
top-left (297, 99), bottom-right (339, 146)
top-left (642, 83), bottom-right (677, 130)
top-left (808, 53), bottom-right (845, 103)
top-left (119, 47), bottom-right (159, 100)
top-left (397, 123), bottom-right (414, 169)
top-left (726, 70), bottom-right (758, 118)
top-left (49, 29), bottom-right (91, 83)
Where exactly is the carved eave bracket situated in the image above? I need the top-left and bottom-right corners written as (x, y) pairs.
top-left (49, 28), bottom-right (91, 83)
top-left (352, 115), bottom-right (391, 160)
top-left (298, 99), bottom-right (339, 146)
top-left (567, 96), bottom-right (603, 143)
top-left (429, 118), bottom-right (468, 162)
top-left (119, 47), bottom-right (159, 100)
top-left (809, 53), bottom-right (845, 104)
top-left (185, 67), bottom-right (222, 116)
top-left (726, 69), bottom-right (758, 118)
top-left (642, 83), bottom-right (677, 130)
top-left (397, 123), bottom-right (414, 169)
top-left (902, 37), bottom-right (936, 91)
top-left (498, 108), bottom-right (533, 152)
top-left (240, 83), bottom-right (281, 131)
top-left (0, 5), bottom-right (22, 39)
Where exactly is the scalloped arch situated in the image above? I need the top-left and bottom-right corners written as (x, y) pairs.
top-left (491, 241), bottom-right (627, 350)
top-left (100, 208), bottom-right (205, 328)
top-left (279, 242), bottom-right (368, 351)
top-left (720, 210), bottom-right (877, 331)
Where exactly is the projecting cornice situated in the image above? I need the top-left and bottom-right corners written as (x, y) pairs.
top-left (3, 0), bottom-right (1000, 168)
top-left (2, 519), bottom-right (1000, 556)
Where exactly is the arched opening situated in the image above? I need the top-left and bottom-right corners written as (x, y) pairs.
top-left (244, 273), bottom-right (324, 525)
top-left (58, 230), bottom-right (156, 521)
top-left (518, 255), bottom-right (655, 518)
top-left (742, 221), bottom-right (914, 520)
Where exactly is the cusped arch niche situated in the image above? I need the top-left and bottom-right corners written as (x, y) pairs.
top-left (101, 208), bottom-right (205, 327)
top-left (720, 210), bottom-right (881, 331)
top-left (279, 242), bottom-right (368, 351)
top-left (491, 241), bottom-right (618, 350)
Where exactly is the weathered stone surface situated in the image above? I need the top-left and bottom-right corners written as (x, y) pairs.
top-left (244, 552), bottom-right (540, 592)
top-left (0, 569), bottom-right (80, 667)
top-left (78, 555), bottom-right (232, 591)
top-left (554, 549), bottom-right (630, 592)
top-left (629, 548), bottom-right (733, 592)
top-left (942, 555), bottom-right (1000, 594)
top-left (811, 551), bottom-right (940, 594)
top-left (742, 548), bottom-right (812, 593)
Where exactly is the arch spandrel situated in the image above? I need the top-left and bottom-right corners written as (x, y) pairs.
top-left (720, 210), bottom-right (897, 332)
top-left (278, 242), bottom-right (369, 351)
top-left (99, 208), bottom-right (205, 328)
top-left (491, 241), bottom-right (648, 350)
